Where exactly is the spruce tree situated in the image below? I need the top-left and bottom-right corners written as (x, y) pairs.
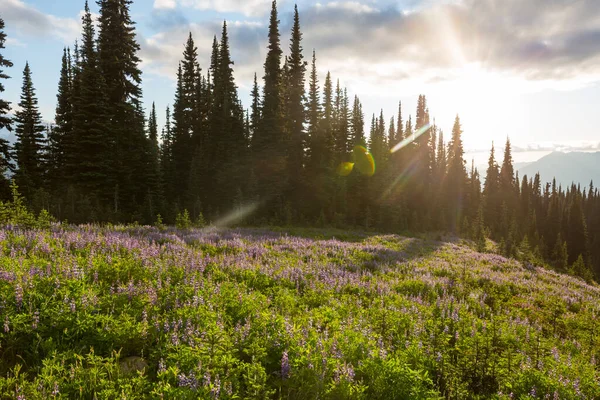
top-left (306, 50), bottom-right (320, 159)
top-left (171, 62), bottom-right (190, 204)
top-left (13, 63), bottom-right (46, 199)
top-left (286, 5), bottom-right (306, 209)
top-left (208, 21), bottom-right (246, 213)
top-left (97, 0), bottom-right (146, 213)
top-left (321, 72), bottom-right (334, 163)
top-left (445, 115), bottom-right (467, 231)
top-left (0, 17), bottom-right (12, 132)
top-left (0, 17), bottom-right (14, 198)
top-left (250, 73), bottom-right (261, 141)
top-left (483, 143), bottom-right (500, 235)
top-left (145, 102), bottom-right (161, 208)
top-left (350, 95), bottom-right (364, 147)
top-left (48, 48), bottom-right (74, 188)
top-left (253, 0), bottom-right (284, 214)
top-left (71, 2), bottom-right (112, 212)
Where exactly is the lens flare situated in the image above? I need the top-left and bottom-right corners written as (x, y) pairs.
top-left (212, 202), bottom-right (260, 227)
top-left (353, 146), bottom-right (375, 177)
top-left (336, 162), bottom-right (354, 176)
top-left (390, 123), bottom-right (432, 154)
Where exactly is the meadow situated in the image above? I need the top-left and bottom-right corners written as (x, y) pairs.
top-left (0, 224), bottom-right (599, 399)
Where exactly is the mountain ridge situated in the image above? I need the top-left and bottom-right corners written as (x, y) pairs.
top-left (517, 151), bottom-right (600, 188)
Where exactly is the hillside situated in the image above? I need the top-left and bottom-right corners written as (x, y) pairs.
top-left (517, 151), bottom-right (600, 188)
top-left (0, 225), bottom-right (598, 398)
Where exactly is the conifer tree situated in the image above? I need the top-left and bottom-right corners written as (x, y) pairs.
top-left (567, 190), bottom-right (588, 265)
top-left (97, 0), bottom-right (147, 212)
top-left (445, 115), bottom-right (467, 231)
top-left (396, 101), bottom-right (404, 143)
top-left (145, 102), bottom-right (161, 204)
top-left (48, 48), bottom-right (74, 188)
top-left (350, 95), bottom-right (364, 147)
top-left (0, 17), bottom-right (12, 132)
top-left (253, 0), bottom-right (284, 214)
top-left (72, 2), bottom-right (112, 205)
top-left (208, 21), bottom-right (246, 213)
top-left (286, 5), bottom-right (306, 203)
top-left (250, 73), bottom-right (261, 141)
top-left (321, 71), bottom-right (334, 164)
top-left (483, 143), bottom-right (500, 235)
top-left (13, 63), bottom-right (46, 199)
top-left (0, 17), bottom-right (14, 198)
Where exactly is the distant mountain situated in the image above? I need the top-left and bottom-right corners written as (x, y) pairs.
top-left (517, 152), bottom-right (600, 188)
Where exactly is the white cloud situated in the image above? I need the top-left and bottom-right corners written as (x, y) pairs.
top-left (315, 1), bottom-right (377, 14)
top-left (1, 0), bottom-right (80, 44)
top-left (180, 0), bottom-right (273, 17)
top-left (154, 0), bottom-right (177, 9)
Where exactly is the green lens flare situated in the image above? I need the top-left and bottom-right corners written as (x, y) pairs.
top-left (336, 162), bottom-right (355, 176)
top-left (352, 146), bottom-right (375, 177)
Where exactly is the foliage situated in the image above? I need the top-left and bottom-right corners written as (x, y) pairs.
top-left (0, 225), bottom-right (599, 398)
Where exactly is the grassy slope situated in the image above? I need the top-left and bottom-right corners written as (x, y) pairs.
top-left (0, 225), bottom-right (598, 399)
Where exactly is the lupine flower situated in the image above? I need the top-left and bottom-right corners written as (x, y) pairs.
top-left (281, 351), bottom-right (290, 379)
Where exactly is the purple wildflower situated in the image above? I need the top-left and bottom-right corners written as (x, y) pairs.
top-left (281, 351), bottom-right (290, 379)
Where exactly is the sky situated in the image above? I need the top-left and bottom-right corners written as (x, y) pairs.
top-left (1, 0), bottom-right (600, 165)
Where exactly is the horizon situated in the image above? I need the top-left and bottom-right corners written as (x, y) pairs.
top-left (1, 0), bottom-right (600, 160)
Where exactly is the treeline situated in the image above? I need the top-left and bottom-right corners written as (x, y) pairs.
top-left (0, 2), bottom-right (598, 281)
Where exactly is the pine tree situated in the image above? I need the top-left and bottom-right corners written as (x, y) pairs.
top-left (0, 17), bottom-right (14, 198)
top-left (0, 16), bottom-right (12, 132)
top-left (396, 101), bottom-right (404, 143)
top-left (207, 21), bottom-right (246, 213)
top-left (286, 5), bottom-right (306, 204)
top-left (145, 102), bottom-right (161, 202)
top-left (436, 130), bottom-right (446, 179)
top-left (72, 2), bottom-right (112, 205)
top-left (483, 143), bottom-right (500, 236)
top-left (553, 232), bottom-right (568, 271)
top-left (350, 95), bottom-right (364, 147)
top-left (48, 48), bottom-right (74, 189)
top-left (250, 73), bottom-right (261, 141)
top-left (567, 190), bottom-right (588, 265)
top-left (322, 71), bottom-right (334, 164)
top-left (253, 0), bottom-right (285, 214)
top-left (445, 115), bottom-right (467, 231)
top-left (160, 106), bottom-right (175, 209)
top-left (13, 63), bottom-right (46, 199)
top-left (97, 0), bottom-right (147, 213)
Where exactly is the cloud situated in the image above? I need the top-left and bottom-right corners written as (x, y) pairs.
top-left (141, 0), bottom-right (600, 104)
top-left (0, 0), bottom-right (80, 44)
top-left (154, 0), bottom-right (177, 9)
top-left (140, 19), bottom-right (265, 86)
top-left (180, 0), bottom-right (273, 17)
top-left (512, 141), bottom-right (600, 153)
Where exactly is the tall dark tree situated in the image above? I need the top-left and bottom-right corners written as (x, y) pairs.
top-left (286, 5), bottom-right (307, 211)
top-left (71, 2), bottom-right (111, 203)
top-left (483, 143), bottom-right (501, 236)
top-left (207, 21), bottom-right (246, 214)
top-left (306, 50), bottom-right (321, 170)
top-left (0, 17), bottom-right (14, 198)
top-left (350, 95), bottom-right (364, 147)
top-left (0, 17), bottom-right (12, 132)
top-left (444, 115), bottom-right (467, 231)
top-left (97, 0), bottom-right (147, 214)
top-left (253, 0), bottom-right (285, 214)
top-left (145, 102), bottom-right (161, 211)
top-left (48, 48), bottom-right (74, 188)
top-left (13, 63), bottom-right (46, 198)
top-left (250, 73), bottom-right (261, 141)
